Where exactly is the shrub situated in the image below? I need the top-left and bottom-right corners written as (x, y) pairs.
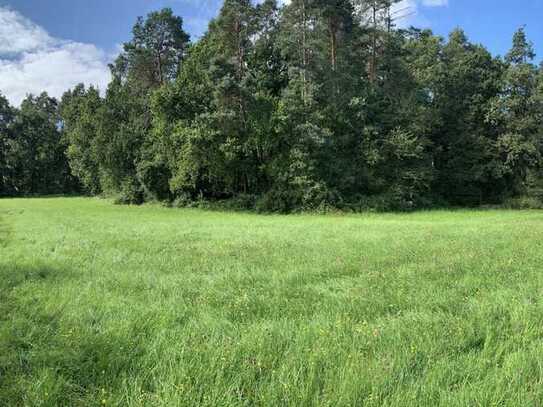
top-left (114, 179), bottom-right (144, 205)
top-left (503, 196), bottom-right (543, 209)
top-left (222, 194), bottom-right (258, 211)
top-left (171, 192), bottom-right (193, 208)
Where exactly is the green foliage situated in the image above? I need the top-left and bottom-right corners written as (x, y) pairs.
top-left (96, 7), bottom-right (191, 203)
top-left (4, 5), bottom-right (543, 211)
top-left (0, 92), bottom-right (16, 196)
top-left (60, 84), bottom-right (103, 194)
top-left (506, 26), bottom-right (535, 64)
top-left (4, 93), bottom-right (76, 195)
top-left (112, 7), bottom-right (190, 87)
top-left (114, 177), bottom-right (145, 205)
top-left (504, 195), bottom-right (543, 209)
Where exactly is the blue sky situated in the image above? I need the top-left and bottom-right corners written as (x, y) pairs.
top-left (1, 0), bottom-right (543, 105)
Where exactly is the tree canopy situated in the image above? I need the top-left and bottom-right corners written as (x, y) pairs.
top-left (1, 3), bottom-right (543, 211)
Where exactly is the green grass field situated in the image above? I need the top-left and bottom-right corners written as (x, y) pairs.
top-left (2, 198), bottom-right (543, 406)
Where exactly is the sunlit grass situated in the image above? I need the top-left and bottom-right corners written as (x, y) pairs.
top-left (1, 197), bottom-right (543, 406)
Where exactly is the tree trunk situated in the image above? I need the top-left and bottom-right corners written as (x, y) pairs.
top-left (330, 19), bottom-right (337, 72)
top-left (370, 4), bottom-right (377, 83)
top-left (301, 0), bottom-right (308, 104)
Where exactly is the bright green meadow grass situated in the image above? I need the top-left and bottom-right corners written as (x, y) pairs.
top-left (1, 197), bottom-right (543, 406)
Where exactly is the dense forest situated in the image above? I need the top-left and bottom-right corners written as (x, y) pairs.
top-left (1, 0), bottom-right (543, 211)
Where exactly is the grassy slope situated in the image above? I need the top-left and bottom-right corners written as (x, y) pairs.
top-left (1, 198), bottom-right (543, 406)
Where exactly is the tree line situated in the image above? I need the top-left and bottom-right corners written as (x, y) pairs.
top-left (1, 0), bottom-right (542, 211)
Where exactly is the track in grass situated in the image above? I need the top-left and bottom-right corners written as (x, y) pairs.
top-left (1, 197), bottom-right (543, 406)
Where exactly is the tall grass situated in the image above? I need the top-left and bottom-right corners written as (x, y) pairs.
top-left (1, 197), bottom-right (543, 406)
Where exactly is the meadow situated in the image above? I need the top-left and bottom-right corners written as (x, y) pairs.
top-left (1, 197), bottom-right (543, 406)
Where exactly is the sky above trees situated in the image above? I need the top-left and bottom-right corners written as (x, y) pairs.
top-left (0, 0), bottom-right (543, 105)
top-left (2, 2), bottom-right (542, 210)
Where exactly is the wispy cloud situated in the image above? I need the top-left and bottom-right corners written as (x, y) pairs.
top-left (393, 0), bottom-right (449, 28)
top-left (0, 0), bottom-right (450, 106)
top-left (0, 6), bottom-right (111, 106)
top-left (422, 0), bottom-right (448, 6)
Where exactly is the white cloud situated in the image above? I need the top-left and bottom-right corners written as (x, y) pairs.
top-left (0, 7), bottom-right (111, 106)
top-left (0, 0), bottom-right (450, 106)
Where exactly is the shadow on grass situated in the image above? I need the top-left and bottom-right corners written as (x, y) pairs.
top-left (0, 193), bottom-right (85, 200)
top-left (0, 261), bottom-right (156, 406)
top-left (0, 262), bottom-right (67, 403)
top-left (0, 218), bottom-right (145, 405)
top-left (0, 212), bottom-right (10, 248)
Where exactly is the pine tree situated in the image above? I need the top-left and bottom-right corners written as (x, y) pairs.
top-left (488, 28), bottom-right (542, 199)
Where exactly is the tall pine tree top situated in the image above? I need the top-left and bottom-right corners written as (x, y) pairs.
top-left (506, 27), bottom-right (535, 64)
